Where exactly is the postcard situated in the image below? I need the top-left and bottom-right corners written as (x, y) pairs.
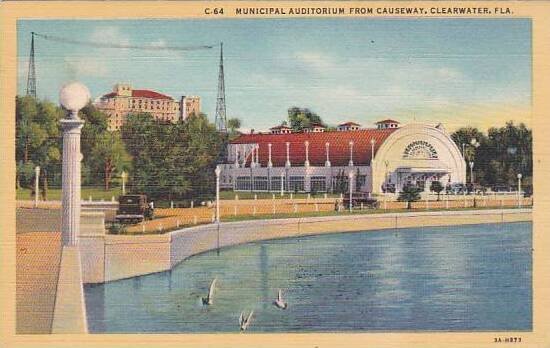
top-left (1, 1), bottom-right (549, 347)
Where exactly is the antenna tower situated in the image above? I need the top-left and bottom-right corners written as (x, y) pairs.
top-left (215, 42), bottom-right (227, 133)
top-left (26, 32), bottom-right (37, 98)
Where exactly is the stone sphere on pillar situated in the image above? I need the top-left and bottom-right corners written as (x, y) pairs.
top-left (59, 82), bottom-right (90, 115)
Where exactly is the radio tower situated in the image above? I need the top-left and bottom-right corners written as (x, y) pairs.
top-left (215, 42), bottom-right (227, 133)
top-left (26, 32), bottom-right (37, 98)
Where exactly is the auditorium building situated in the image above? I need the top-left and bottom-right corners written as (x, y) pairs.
top-left (220, 119), bottom-right (466, 194)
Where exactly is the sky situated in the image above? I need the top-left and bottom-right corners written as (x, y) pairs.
top-left (17, 19), bottom-right (532, 132)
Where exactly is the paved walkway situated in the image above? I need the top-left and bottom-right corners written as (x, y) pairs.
top-left (16, 232), bottom-right (62, 334)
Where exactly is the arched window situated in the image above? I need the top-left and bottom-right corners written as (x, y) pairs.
top-left (403, 140), bottom-right (438, 159)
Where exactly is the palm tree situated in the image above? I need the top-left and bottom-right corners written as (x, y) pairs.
top-left (398, 184), bottom-right (422, 209)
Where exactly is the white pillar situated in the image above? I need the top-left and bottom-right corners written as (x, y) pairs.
top-left (61, 116), bottom-right (85, 246)
top-left (325, 142), bottom-right (331, 167)
top-left (250, 146), bottom-right (255, 168)
top-left (34, 166), bottom-right (40, 208)
top-left (304, 141), bottom-right (310, 167)
top-left (241, 144), bottom-right (246, 167)
top-left (268, 143), bottom-right (273, 167)
top-left (348, 140), bottom-right (354, 167)
top-left (234, 146), bottom-right (239, 168)
top-left (255, 144), bottom-right (260, 167)
top-left (285, 142), bottom-right (291, 168)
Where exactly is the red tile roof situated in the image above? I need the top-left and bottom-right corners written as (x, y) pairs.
top-left (132, 89), bottom-right (173, 100)
top-left (376, 119), bottom-right (400, 124)
top-left (231, 128), bottom-right (397, 167)
top-left (101, 89), bottom-right (173, 100)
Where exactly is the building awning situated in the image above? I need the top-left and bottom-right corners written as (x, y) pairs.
top-left (396, 167), bottom-right (450, 174)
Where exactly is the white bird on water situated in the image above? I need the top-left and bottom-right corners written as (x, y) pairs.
top-left (239, 310), bottom-right (254, 331)
top-left (202, 278), bottom-right (217, 305)
top-left (273, 289), bottom-right (288, 309)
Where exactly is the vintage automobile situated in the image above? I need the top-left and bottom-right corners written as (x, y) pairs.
top-left (337, 192), bottom-right (379, 210)
top-left (115, 194), bottom-right (154, 224)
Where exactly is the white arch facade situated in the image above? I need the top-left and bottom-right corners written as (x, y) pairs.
top-left (371, 124), bottom-right (466, 194)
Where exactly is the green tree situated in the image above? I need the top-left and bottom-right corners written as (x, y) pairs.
top-left (88, 132), bottom-right (131, 190)
top-left (227, 117), bottom-right (242, 133)
top-left (121, 112), bottom-right (223, 201)
top-left (430, 181), bottom-right (444, 200)
top-left (398, 184), bottom-right (422, 209)
top-left (16, 96), bottom-right (63, 199)
top-left (287, 107), bottom-right (324, 131)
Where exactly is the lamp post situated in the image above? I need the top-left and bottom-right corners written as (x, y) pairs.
top-left (280, 171), bottom-right (284, 196)
top-left (34, 166), bottom-right (40, 208)
top-left (349, 171), bottom-right (354, 212)
top-left (215, 165), bottom-right (221, 223)
top-left (121, 171), bottom-right (127, 195)
top-left (59, 82), bottom-right (89, 247)
top-left (325, 142), bottom-right (331, 167)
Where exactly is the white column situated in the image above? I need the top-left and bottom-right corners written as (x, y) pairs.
top-left (325, 142), bottom-right (331, 167)
top-left (285, 142), bottom-right (291, 168)
top-left (348, 140), bottom-right (354, 167)
top-left (304, 141), bottom-right (310, 167)
top-left (34, 166), bottom-right (40, 208)
top-left (234, 145), bottom-right (239, 168)
top-left (268, 143), bottom-right (273, 167)
top-left (255, 144), bottom-right (260, 167)
top-left (241, 144), bottom-right (246, 167)
top-left (61, 116), bottom-right (85, 246)
top-left (250, 146), bottom-right (256, 168)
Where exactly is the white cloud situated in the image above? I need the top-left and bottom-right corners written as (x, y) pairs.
top-left (64, 57), bottom-right (109, 78)
top-left (89, 26), bottom-right (131, 47)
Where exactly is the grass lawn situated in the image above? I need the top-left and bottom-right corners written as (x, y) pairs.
top-left (17, 187), bottom-right (122, 201)
top-left (220, 205), bottom-right (525, 223)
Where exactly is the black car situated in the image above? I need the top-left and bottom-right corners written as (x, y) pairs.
top-left (338, 192), bottom-right (379, 210)
top-left (115, 194), bottom-right (154, 224)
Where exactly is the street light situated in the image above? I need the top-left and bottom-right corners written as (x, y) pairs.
top-left (469, 161), bottom-right (474, 184)
top-left (121, 171), bottom-right (127, 195)
top-left (348, 171), bottom-right (354, 212)
top-left (215, 165), bottom-right (221, 223)
top-left (34, 166), bottom-right (40, 208)
top-left (59, 81), bottom-right (89, 246)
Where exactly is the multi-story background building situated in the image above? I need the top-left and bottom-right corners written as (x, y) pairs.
top-left (95, 83), bottom-right (201, 131)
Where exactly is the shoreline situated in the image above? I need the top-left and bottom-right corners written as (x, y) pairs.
top-left (80, 208), bottom-right (532, 285)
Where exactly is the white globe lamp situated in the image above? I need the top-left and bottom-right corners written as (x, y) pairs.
top-left (59, 82), bottom-right (90, 116)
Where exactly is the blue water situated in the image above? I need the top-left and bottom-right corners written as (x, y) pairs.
top-left (85, 222), bottom-right (532, 333)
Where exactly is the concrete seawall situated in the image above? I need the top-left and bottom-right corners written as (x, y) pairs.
top-left (80, 209), bottom-right (532, 284)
